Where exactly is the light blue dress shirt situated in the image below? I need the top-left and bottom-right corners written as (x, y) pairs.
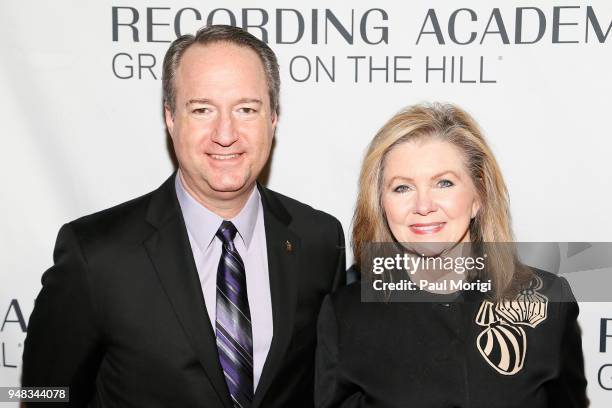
top-left (175, 171), bottom-right (272, 390)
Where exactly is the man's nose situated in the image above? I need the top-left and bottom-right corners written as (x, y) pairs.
top-left (413, 189), bottom-right (437, 215)
top-left (211, 112), bottom-right (238, 147)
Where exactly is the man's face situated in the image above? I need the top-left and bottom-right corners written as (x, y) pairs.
top-left (165, 42), bottom-right (277, 205)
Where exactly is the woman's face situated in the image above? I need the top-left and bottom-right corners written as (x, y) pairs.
top-left (382, 138), bottom-right (480, 247)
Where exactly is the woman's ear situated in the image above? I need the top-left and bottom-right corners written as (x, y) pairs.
top-left (471, 199), bottom-right (481, 219)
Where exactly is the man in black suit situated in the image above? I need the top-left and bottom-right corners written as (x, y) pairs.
top-left (22, 25), bottom-right (345, 407)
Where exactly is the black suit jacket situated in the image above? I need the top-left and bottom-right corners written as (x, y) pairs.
top-left (22, 174), bottom-right (346, 407)
top-left (315, 270), bottom-right (588, 408)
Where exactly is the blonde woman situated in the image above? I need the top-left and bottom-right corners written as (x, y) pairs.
top-left (315, 103), bottom-right (588, 407)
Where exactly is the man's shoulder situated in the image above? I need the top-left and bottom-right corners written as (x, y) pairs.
top-left (261, 186), bottom-right (340, 228)
top-left (67, 187), bottom-right (158, 246)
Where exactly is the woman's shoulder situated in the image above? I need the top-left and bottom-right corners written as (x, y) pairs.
top-left (327, 280), bottom-right (364, 308)
top-left (486, 267), bottom-right (578, 333)
top-left (526, 267), bottom-right (575, 303)
top-left (324, 279), bottom-right (397, 322)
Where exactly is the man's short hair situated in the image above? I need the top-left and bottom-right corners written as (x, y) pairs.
top-left (162, 25), bottom-right (280, 116)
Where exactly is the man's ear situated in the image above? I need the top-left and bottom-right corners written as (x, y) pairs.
top-left (164, 104), bottom-right (175, 136)
top-left (270, 111), bottom-right (278, 140)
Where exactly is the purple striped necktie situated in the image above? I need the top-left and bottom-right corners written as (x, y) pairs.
top-left (215, 221), bottom-right (253, 408)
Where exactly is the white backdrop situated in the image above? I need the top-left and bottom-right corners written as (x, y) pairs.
top-left (1, 0), bottom-right (611, 406)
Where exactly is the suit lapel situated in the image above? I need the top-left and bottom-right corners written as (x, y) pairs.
top-left (143, 175), bottom-right (233, 408)
top-left (252, 184), bottom-right (301, 408)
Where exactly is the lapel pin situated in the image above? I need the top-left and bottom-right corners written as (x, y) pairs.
top-left (285, 240), bottom-right (293, 252)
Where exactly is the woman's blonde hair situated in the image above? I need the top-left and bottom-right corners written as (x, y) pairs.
top-left (352, 102), bottom-right (531, 299)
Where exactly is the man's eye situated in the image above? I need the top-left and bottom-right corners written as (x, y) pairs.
top-left (192, 108), bottom-right (211, 114)
top-left (238, 107), bottom-right (257, 114)
top-left (393, 185), bottom-right (411, 193)
top-left (438, 179), bottom-right (454, 188)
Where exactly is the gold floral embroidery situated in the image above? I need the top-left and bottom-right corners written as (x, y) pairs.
top-left (475, 276), bottom-right (548, 375)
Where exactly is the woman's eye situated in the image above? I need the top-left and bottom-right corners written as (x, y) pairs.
top-left (438, 179), bottom-right (454, 188)
top-left (393, 185), bottom-right (411, 193)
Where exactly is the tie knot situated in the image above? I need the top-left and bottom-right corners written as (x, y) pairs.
top-left (216, 220), bottom-right (238, 245)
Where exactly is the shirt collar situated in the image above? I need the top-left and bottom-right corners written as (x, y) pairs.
top-left (174, 171), bottom-right (260, 252)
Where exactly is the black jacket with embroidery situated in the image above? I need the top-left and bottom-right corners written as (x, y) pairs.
top-left (315, 269), bottom-right (588, 408)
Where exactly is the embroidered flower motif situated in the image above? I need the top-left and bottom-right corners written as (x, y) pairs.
top-left (475, 276), bottom-right (548, 375)
top-left (477, 319), bottom-right (527, 375)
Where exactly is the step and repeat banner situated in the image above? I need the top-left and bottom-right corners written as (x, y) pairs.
top-left (1, 0), bottom-right (611, 405)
